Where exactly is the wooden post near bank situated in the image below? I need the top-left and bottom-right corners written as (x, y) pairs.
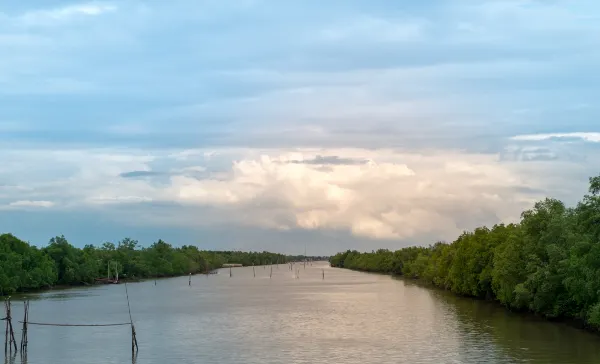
top-left (3, 298), bottom-right (17, 354)
top-left (13, 285), bottom-right (139, 358)
top-left (3, 300), bottom-right (6, 354)
top-left (20, 300), bottom-right (29, 352)
top-left (125, 283), bottom-right (139, 356)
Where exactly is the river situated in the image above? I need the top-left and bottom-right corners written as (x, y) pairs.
top-left (3, 261), bottom-right (600, 364)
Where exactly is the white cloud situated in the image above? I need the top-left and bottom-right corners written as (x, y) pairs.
top-left (8, 200), bottom-right (54, 208)
top-left (3, 146), bottom-right (588, 243)
top-left (512, 132), bottom-right (600, 143)
top-left (121, 148), bottom-right (592, 240)
top-left (18, 3), bottom-right (117, 26)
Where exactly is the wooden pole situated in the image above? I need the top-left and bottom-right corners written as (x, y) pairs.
top-left (270, 265), bottom-right (272, 279)
top-left (131, 324), bottom-right (138, 355)
top-left (124, 283), bottom-right (138, 355)
top-left (322, 269), bottom-right (325, 280)
top-left (20, 300), bottom-right (29, 352)
top-left (131, 325), bottom-right (135, 354)
top-left (21, 301), bottom-right (25, 352)
top-left (189, 273), bottom-right (191, 286)
top-left (6, 298), bottom-right (16, 353)
top-left (25, 300), bottom-right (29, 352)
top-left (4, 300), bottom-right (8, 354)
top-left (229, 267), bottom-right (232, 278)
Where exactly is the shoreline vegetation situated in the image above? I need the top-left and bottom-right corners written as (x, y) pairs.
top-left (330, 175), bottom-right (600, 332)
top-left (0, 234), bottom-right (297, 296)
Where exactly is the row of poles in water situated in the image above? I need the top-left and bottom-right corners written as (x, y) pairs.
top-left (220, 262), bottom-right (325, 280)
top-left (185, 262), bottom-right (326, 286)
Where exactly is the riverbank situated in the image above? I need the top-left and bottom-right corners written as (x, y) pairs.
top-left (329, 176), bottom-right (600, 333)
top-left (0, 233), bottom-right (288, 296)
top-left (6, 269), bottom-right (226, 299)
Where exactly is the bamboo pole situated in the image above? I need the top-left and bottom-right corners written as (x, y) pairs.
top-left (189, 273), bottom-right (192, 286)
top-left (8, 299), bottom-right (14, 353)
top-left (4, 300), bottom-right (8, 354)
top-left (229, 267), bottom-right (232, 278)
top-left (124, 283), bottom-right (139, 355)
top-left (24, 301), bottom-right (28, 352)
top-left (20, 300), bottom-right (29, 353)
top-left (322, 269), bottom-right (325, 280)
top-left (4, 298), bottom-right (16, 353)
top-left (270, 265), bottom-right (273, 279)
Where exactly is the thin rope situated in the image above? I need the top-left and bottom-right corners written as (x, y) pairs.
top-left (18, 321), bottom-right (131, 327)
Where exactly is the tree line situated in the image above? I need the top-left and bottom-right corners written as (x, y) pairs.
top-left (0, 234), bottom-right (287, 295)
top-left (330, 175), bottom-right (600, 329)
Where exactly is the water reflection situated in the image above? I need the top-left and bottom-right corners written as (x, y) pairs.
top-left (404, 279), bottom-right (600, 364)
top-left (13, 288), bottom-right (97, 302)
top-left (3, 353), bottom-right (17, 364)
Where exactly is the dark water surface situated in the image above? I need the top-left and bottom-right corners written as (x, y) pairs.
top-left (4, 262), bottom-right (600, 363)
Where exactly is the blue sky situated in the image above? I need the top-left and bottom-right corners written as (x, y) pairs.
top-left (1, 0), bottom-right (599, 254)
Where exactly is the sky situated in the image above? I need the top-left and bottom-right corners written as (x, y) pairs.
top-left (1, 0), bottom-right (599, 255)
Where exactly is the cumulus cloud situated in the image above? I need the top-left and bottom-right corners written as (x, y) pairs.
top-left (3, 145), bottom-right (593, 244)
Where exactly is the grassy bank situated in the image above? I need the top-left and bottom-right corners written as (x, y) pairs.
top-left (330, 174), bottom-right (600, 332)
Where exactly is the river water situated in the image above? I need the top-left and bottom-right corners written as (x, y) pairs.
top-left (4, 261), bottom-right (600, 364)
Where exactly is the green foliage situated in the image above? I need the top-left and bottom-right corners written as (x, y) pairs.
top-left (330, 174), bottom-right (600, 329)
top-left (0, 234), bottom-right (287, 295)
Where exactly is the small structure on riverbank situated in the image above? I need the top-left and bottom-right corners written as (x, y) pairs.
top-left (222, 263), bottom-right (243, 268)
top-left (95, 260), bottom-right (120, 284)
